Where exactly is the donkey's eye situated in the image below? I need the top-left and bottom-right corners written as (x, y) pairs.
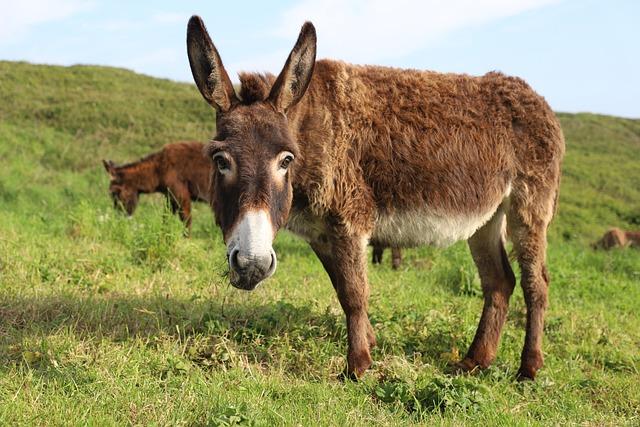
top-left (213, 154), bottom-right (231, 173)
top-left (279, 155), bottom-right (294, 170)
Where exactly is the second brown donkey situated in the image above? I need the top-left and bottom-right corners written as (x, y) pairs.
top-left (186, 16), bottom-right (565, 380)
top-left (103, 141), bottom-right (211, 232)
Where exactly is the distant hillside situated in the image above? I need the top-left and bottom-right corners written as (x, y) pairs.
top-left (1, 61), bottom-right (639, 242)
top-left (554, 112), bottom-right (640, 241)
top-left (0, 61), bottom-right (214, 163)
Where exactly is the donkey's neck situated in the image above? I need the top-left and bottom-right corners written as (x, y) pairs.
top-left (118, 155), bottom-right (161, 193)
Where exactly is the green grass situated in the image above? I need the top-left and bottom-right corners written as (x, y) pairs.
top-left (1, 61), bottom-right (639, 425)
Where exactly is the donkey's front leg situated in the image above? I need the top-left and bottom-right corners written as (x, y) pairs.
top-left (311, 231), bottom-right (375, 379)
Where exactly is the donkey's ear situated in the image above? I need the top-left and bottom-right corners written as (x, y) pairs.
top-left (268, 22), bottom-right (316, 113)
top-left (187, 15), bottom-right (239, 112)
top-left (102, 159), bottom-right (116, 176)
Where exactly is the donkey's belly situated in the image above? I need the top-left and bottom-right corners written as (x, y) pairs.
top-left (287, 185), bottom-right (509, 248)
top-left (372, 205), bottom-right (499, 248)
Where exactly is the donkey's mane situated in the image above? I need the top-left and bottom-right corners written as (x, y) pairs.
top-left (237, 72), bottom-right (276, 104)
top-left (117, 150), bottom-right (162, 171)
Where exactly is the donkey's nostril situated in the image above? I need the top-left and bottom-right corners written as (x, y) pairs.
top-left (229, 248), bottom-right (240, 270)
top-left (230, 249), bottom-right (275, 274)
top-left (267, 251), bottom-right (277, 275)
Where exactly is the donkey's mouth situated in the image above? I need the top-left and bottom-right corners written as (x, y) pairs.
top-left (228, 268), bottom-right (265, 291)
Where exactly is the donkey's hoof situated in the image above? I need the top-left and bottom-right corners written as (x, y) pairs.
top-left (516, 366), bottom-right (537, 381)
top-left (452, 357), bottom-right (483, 375)
top-left (338, 364), bottom-right (370, 382)
top-left (337, 369), bottom-right (359, 382)
top-left (517, 352), bottom-right (542, 381)
top-left (342, 349), bottom-right (372, 381)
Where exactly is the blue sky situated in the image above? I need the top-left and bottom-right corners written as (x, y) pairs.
top-left (1, 0), bottom-right (638, 117)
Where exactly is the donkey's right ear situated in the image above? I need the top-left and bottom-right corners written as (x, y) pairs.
top-left (187, 16), bottom-right (239, 112)
top-left (102, 159), bottom-right (116, 176)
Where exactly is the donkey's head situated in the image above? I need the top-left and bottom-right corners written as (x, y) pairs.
top-left (187, 16), bottom-right (316, 290)
top-left (102, 159), bottom-right (139, 216)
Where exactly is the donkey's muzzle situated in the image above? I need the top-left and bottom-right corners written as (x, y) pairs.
top-left (228, 248), bottom-right (277, 291)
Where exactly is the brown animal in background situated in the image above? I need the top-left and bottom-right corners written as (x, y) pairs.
top-left (186, 16), bottom-right (564, 380)
top-left (371, 243), bottom-right (403, 269)
top-left (593, 227), bottom-right (640, 249)
top-left (103, 142), bottom-right (211, 232)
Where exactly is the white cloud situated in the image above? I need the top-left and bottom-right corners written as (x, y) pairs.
top-left (89, 12), bottom-right (189, 33)
top-left (151, 12), bottom-right (189, 25)
top-left (0, 0), bottom-right (92, 44)
top-left (89, 19), bottom-right (138, 32)
top-left (277, 0), bottom-right (561, 63)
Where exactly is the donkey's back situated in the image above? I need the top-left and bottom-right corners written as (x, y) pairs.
top-left (304, 60), bottom-right (563, 248)
top-left (159, 141), bottom-right (212, 202)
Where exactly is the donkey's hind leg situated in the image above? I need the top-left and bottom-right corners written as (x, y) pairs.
top-left (391, 247), bottom-right (402, 269)
top-left (508, 198), bottom-right (553, 380)
top-left (459, 206), bottom-right (516, 372)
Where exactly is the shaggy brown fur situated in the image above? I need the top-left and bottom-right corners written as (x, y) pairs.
top-left (593, 228), bottom-right (640, 249)
top-left (187, 17), bottom-right (565, 380)
top-left (103, 142), bottom-right (211, 231)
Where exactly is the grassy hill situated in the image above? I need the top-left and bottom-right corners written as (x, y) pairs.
top-left (1, 61), bottom-right (639, 425)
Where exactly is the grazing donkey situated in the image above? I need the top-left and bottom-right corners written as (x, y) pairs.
top-left (371, 243), bottom-right (403, 269)
top-left (186, 16), bottom-right (564, 380)
top-left (593, 227), bottom-right (640, 249)
top-left (103, 141), bottom-right (211, 231)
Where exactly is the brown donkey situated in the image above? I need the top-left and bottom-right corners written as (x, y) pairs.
top-left (186, 16), bottom-right (564, 380)
top-left (103, 142), bottom-right (211, 231)
top-left (593, 227), bottom-right (640, 249)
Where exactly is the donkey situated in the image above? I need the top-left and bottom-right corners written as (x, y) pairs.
top-left (593, 227), bottom-right (640, 249)
top-left (103, 141), bottom-right (211, 232)
top-left (371, 243), bottom-right (403, 269)
top-left (186, 16), bottom-right (564, 380)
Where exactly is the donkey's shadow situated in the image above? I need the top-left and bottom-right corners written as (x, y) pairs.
top-left (0, 293), bottom-right (342, 370)
top-left (1, 292), bottom-right (337, 341)
top-left (0, 291), bottom-right (460, 376)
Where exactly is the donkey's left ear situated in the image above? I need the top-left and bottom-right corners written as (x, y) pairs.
top-left (268, 22), bottom-right (317, 113)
